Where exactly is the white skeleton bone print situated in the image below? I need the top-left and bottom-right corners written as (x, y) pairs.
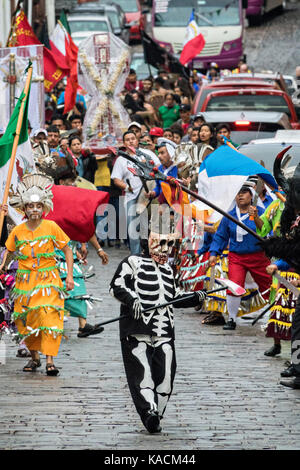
top-left (110, 255), bottom-right (175, 336)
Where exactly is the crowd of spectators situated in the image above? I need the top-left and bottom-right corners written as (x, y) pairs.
top-left (28, 62), bottom-right (243, 249)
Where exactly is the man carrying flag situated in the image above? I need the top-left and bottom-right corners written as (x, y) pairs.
top-left (196, 142), bottom-right (280, 224)
top-left (193, 142), bottom-right (279, 330)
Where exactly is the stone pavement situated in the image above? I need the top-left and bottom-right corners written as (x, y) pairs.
top-left (1, 245), bottom-right (300, 451)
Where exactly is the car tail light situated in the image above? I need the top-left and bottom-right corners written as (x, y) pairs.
top-left (235, 120), bottom-right (250, 126)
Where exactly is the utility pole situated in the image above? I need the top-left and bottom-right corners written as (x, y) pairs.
top-left (45, 0), bottom-right (55, 37)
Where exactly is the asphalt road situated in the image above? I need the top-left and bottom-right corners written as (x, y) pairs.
top-left (244, 1), bottom-right (300, 75)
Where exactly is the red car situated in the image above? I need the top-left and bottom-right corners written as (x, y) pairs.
top-left (192, 80), bottom-right (276, 115)
top-left (200, 88), bottom-right (300, 130)
top-left (108, 0), bottom-right (147, 41)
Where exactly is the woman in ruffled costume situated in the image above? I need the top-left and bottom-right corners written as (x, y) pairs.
top-left (5, 174), bottom-right (74, 375)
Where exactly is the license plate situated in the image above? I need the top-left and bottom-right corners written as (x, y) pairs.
top-left (193, 59), bottom-right (204, 68)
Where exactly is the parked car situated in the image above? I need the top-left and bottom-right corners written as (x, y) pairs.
top-left (200, 88), bottom-right (300, 129)
top-left (70, 1), bottom-right (130, 44)
top-left (200, 110), bottom-right (291, 146)
top-left (270, 129), bottom-right (300, 142)
top-left (239, 137), bottom-right (300, 173)
top-left (67, 14), bottom-right (113, 46)
top-left (100, 0), bottom-right (148, 41)
top-left (130, 52), bottom-right (158, 80)
top-left (192, 79), bottom-right (276, 114)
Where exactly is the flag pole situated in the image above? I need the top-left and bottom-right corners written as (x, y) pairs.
top-left (0, 63), bottom-right (33, 237)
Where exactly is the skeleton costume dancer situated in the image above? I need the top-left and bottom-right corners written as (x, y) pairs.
top-left (110, 226), bottom-right (206, 433)
top-left (262, 156), bottom-right (300, 389)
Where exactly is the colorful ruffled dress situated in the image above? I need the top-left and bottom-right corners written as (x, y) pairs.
top-left (5, 219), bottom-right (70, 356)
top-left (56, 241), bottom-right (87, 319)
top-left (256, 199), bottom-right (295, 340)
top-left (176, 220), bottom-right (209, 292)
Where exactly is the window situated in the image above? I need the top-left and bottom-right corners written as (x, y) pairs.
top-left (108, 12), bottom-right (121, 29)
top-left (107, 0), bottom-right (138, 13)
top-left (69, 20), bottom-right (109, 33)
top-left (206, 94), bottom-right (291, 117)
top-left (154, 0), bottom-right (240, 27)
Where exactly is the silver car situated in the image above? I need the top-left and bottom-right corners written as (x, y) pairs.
top-left (67, 14), bottom-right (113, 47)
top-left (69, 2), bottom-right (130, 44)
top-left (239, 131), bottom-right (300, 173)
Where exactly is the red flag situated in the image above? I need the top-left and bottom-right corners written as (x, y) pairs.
top-left (9, 10), bottom-right (69, 92)
top-left (49, 23), bottom-right (70, 72)
top-left (50, 19), bottom-right (78, 113)
top-left (63, 34), bottom-right (79, 114)
top-left (179, 34), bottom-right (206, 66)
top-left (45, 186), bottom-right (109, 242)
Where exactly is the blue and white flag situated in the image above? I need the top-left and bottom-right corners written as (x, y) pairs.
top-left (195, 144), bottom-right (278, 222)
top-left (183, 10), bottom-right (201, 46)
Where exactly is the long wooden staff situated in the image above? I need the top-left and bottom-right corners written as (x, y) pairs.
top-left (0, 63), bottom-right (33, 237)
top-left (94, 286), bottom-right (229, 328)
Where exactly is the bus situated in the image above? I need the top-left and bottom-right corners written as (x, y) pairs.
top-left (151, 0), bottom-right (248, 71)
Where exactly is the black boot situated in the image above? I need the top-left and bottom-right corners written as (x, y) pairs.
top-left (143, 411), bottom-right (162, 434)
top-left (264, 344), bottom-right (281, 357)
top-left (77, 323), bottom-right (104, 338)
top-left (280, 376), bottom-right (300, 389)
top-left (223, 319), bottom-right (236, 330)
top-left (281, 365), bottom-right (297, 377)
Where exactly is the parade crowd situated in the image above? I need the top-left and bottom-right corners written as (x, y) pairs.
top-left (1, 58), bottom-right (300, 435)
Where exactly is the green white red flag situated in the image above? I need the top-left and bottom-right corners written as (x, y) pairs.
top-left (50, 11), bottom-right (79, 114)
top-left (0, 69), bottom-right (35, 211)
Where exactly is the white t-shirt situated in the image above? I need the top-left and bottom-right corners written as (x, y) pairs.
top-left (111, 148), bottom-right (160, 204)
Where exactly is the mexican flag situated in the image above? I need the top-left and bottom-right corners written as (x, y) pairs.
top-left (50, 10), bottom-right (79, 114)
top-left (0, 71), bottom-right (35, 216)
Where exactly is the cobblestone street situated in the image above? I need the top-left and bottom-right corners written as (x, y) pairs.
top-left (244, 1), bottom-right (300, 75)
top-left (1, 246), bottom-right (300, 451)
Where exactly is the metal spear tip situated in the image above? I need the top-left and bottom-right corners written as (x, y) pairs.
top-left (107, 146), bottom-right (117, 155)
top-left (215, 278), bottom-right (246, 296)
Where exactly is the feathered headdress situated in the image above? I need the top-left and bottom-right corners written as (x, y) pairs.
top-left (9, 173), bottom-right (54, 215)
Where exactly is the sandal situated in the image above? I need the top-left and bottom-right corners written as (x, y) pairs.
top-left (23, 359), bottom-right (41, 372)
top-left (16, 348), bottom-right (31, 358)
top-left (46, 363), bottom-right (59, 376)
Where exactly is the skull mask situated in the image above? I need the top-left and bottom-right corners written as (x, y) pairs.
top-left (148, 232), bottom-right (175, 264)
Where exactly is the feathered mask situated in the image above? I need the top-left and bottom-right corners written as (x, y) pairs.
top-left (9, 173), bottom-right (54, 215)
